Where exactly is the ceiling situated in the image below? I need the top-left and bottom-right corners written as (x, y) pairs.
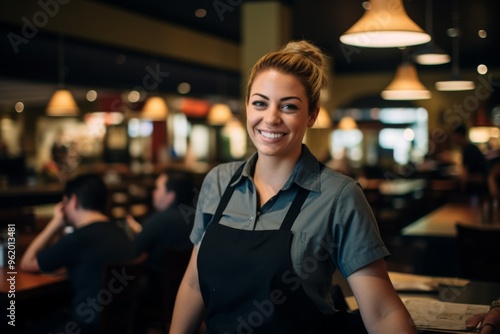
top-left (98, 0), bottom-right (499, 74)
top-left (1, 0), bottom-right (499, 112)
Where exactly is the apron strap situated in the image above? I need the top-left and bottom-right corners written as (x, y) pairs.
top-left (280, 162), bottom-right (324, 231)
top-left (279, 186), bottom-right (310, 231)
top-left (211, 163), bottom-right (245, 225)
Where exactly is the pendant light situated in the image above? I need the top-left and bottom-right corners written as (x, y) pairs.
top-left (141, 55), bottom-right (169, 121)
top-left (435, 5), bottom-right (475, 91)
top-left (207, 103), bottom-right (232, 125)
top-left (338, 116), bottom-right (358, 131)
top-left (141, 96), bottom-right (169, 120)
top-left (381, 54), bottom-right (431, 100)
top-left (46, 35), bottom-right (79, 116)
top-left (312, 107), bottom-right (332, 129)
top-left (340, 0), bottom-right (431, 48)
top-left (413, 0), bottom-right (450, 65)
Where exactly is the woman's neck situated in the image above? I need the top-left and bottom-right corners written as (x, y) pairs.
top-left (253, 154), bottom-right (299, 206)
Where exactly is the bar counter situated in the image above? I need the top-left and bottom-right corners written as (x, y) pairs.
top-left (0, 183), bottom-right (63, 208)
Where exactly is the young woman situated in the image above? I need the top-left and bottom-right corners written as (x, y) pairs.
top-left (169, 40), bottom-right (417, 334)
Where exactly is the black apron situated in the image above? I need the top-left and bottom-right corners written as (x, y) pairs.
top-left (197, 164), bottom-right (367, 334)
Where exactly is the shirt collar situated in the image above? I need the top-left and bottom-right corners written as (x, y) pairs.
top-left (238, 144), bottom-right (321, 193)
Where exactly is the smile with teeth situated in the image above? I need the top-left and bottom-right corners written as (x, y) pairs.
top-left (259, 130), bottom-right (284, 139)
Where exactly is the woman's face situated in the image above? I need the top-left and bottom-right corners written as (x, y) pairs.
top-left (246, 70), bottom-right (318, 160)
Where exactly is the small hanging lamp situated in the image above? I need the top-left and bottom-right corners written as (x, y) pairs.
top-left (141, 96), bottom-right (169, 120)
top-left (46, 35), bottom-right (79, 116)
top-left (381, 61), bottom-right (431, 100)
top-left (435, 7), bottom-right (475, 91)
top-left (413, 0), bottom-right (450, 65)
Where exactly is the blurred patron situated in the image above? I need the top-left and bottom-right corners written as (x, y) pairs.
top-left (126, 170), bottom-right (195, 332)
top-left (20, 173), bottom-right (136, 333)
top-left (451, 124), bottom-right (488, 200)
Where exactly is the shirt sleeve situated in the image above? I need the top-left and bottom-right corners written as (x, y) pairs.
top-left (37, 233), bottom-right (79, 273)
top-left (190, 167), bottom-right (221, 245)
top-left (332, 180), bottom-right (390, 278)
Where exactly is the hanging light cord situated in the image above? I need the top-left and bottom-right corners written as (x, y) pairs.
top-left (58, 34), bottom-right (65, 88)
top-left (425, 0), bottom-right (433, 36)
top-left (451, 2), bottom-right (460, 77)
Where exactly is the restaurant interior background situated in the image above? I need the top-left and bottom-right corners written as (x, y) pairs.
top-left (1, 0), bottom-right (500, 274)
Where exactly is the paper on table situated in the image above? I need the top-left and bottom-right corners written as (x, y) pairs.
top-left (389, 271), bottom-right (470, 292)
top-left (402, 297), bottom-right (490, 332)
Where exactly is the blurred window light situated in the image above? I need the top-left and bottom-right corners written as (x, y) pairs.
top-left (127, 118), bottom-right (153, 138)
top-left (330, 129), bottom-right (363, 162)
top-left (469, 127), bottom-right (500, 143)
top-left (403, 128), bottom-right (415, 141)
top-left (379, 128), bottom-right (405, 149)
top-left (190, 125), bottom-right (210, 160)
top-left (172, 113), bottom-right (191, 157)
top-left (222, 118), bottom-right (247, 159)
top-left (379, 108), bottom-right (423, 124)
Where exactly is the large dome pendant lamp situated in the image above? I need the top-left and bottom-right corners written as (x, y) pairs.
top-left (340, 0), bottom-right (431, 48)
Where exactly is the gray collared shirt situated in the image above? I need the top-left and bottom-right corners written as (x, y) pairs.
top-left (191, 145), bottom-right (389, 314)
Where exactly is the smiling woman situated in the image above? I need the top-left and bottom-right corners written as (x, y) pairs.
top-left (169, 40), bottom-right (418, 334)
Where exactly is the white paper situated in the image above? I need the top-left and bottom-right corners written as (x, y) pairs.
top-left (402, 297), bottom-right (490, 331)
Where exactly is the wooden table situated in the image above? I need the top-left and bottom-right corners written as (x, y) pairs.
top-left (345, 271), bottom-right (500, 333)
top-left (0, 267), bottom-right (68, 302)
top-left (401, 201), bottom-right (500, 277)
top-left (402, 202), bottom-right (499, 238)
top-left (1, 267), bottom-right (70, 331)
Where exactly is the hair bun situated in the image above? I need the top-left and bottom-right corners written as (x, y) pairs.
top-left (281, 40), bottom-right (326, 70)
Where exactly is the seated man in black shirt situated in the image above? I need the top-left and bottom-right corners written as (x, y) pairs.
top-left (126, 170), bottom-right (195, 331)
top-left (20, 173), bottom-right (136, 333)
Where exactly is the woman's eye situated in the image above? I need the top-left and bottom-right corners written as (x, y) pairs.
top-left (282, 104), bottom-right (298, 111)
top-left (252, 101), bottom-right (267, 108)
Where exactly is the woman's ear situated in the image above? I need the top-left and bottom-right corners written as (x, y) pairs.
top-left (307, 106), bottom-right (320, 127)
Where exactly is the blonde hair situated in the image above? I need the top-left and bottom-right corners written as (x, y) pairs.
top-left (245, 40), bottom-right (328, 113)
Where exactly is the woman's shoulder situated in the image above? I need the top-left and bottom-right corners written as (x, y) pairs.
top-left (206, 161), bottom-right (245, 180)
top-left (321, 164), bottom-right (358, 185)
top-left (202, 161), bottom-right (246, 191)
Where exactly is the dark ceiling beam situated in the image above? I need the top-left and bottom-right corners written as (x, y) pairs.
top-left (0, 0), bottom-right (240, 72)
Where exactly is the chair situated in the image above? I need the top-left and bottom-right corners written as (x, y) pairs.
top-left (455, 223), bottom-right (500, 282)
top-left (137, 247), bottom-right (192, 333)
top-left (100, 252), bottom-right (147, 334)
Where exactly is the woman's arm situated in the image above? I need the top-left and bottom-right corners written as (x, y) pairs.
top-left (347, 259), bottom-right (417, 334)
top-left (169, 245), bottom-right (206, 334)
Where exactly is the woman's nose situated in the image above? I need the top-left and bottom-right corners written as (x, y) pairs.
top-left (264, 106), bottom-right (281, 125)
